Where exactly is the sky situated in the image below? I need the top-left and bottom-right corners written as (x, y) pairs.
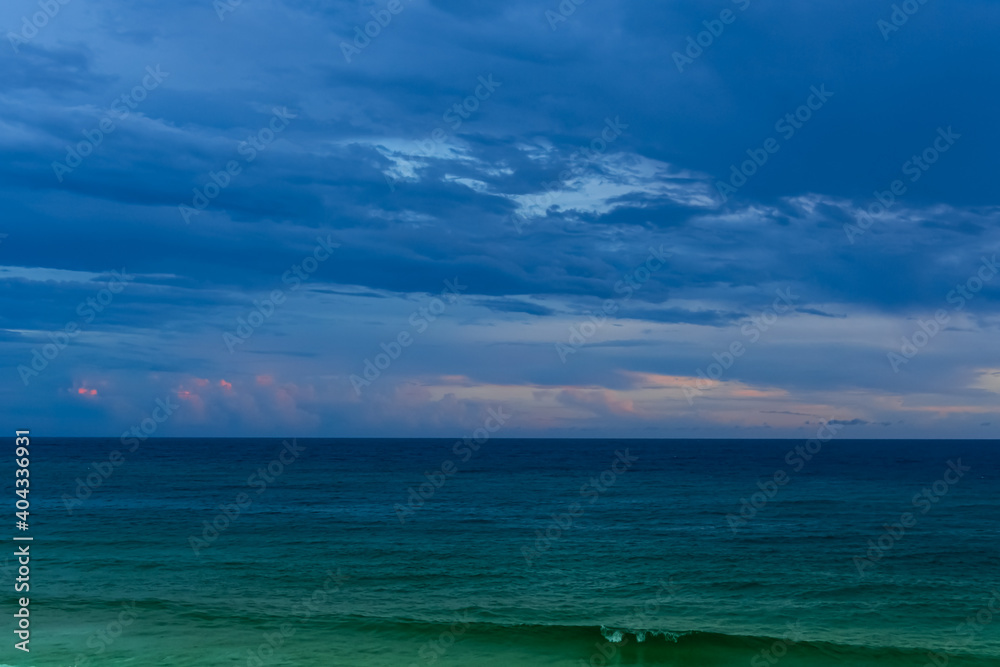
top-left (2, 0), bottom-right (999, 438)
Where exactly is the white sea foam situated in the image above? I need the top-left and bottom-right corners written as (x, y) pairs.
top-left (599, 625), bottom-right (683, 644)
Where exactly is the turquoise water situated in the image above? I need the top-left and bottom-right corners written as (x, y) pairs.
top-left (8, 438), bottom-right (1000, 665)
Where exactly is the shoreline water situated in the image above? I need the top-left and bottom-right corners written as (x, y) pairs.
top-left (16, 438), bottom-right (999, 666)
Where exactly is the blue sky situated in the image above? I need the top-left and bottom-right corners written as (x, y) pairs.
top-left (3, 0), bottom-right (999, 437)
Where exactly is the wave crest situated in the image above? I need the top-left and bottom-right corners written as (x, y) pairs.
top-left (598, 625), bottom-right (683, 644)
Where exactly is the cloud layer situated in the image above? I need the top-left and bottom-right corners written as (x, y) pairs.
top-left (2, 0), bottom-right (999, 437)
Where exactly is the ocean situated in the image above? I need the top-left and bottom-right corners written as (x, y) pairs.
top-left (10, 437), bottom-right (1000, 666)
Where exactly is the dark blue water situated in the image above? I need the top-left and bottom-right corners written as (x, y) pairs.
top-left (8, 438), bottom-right (1000, 666)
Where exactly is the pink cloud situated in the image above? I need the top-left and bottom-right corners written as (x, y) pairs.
top-left (620, 370), bottom-right (721, 390)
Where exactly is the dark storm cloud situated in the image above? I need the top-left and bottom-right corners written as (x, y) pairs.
top-left (2, 0), bottom-right (999, 435)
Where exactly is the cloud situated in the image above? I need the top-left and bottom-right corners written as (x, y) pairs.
top-left (3, 0), bottom-right (999, 436)
top-left (555, 388), bottom-right (637, 417)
